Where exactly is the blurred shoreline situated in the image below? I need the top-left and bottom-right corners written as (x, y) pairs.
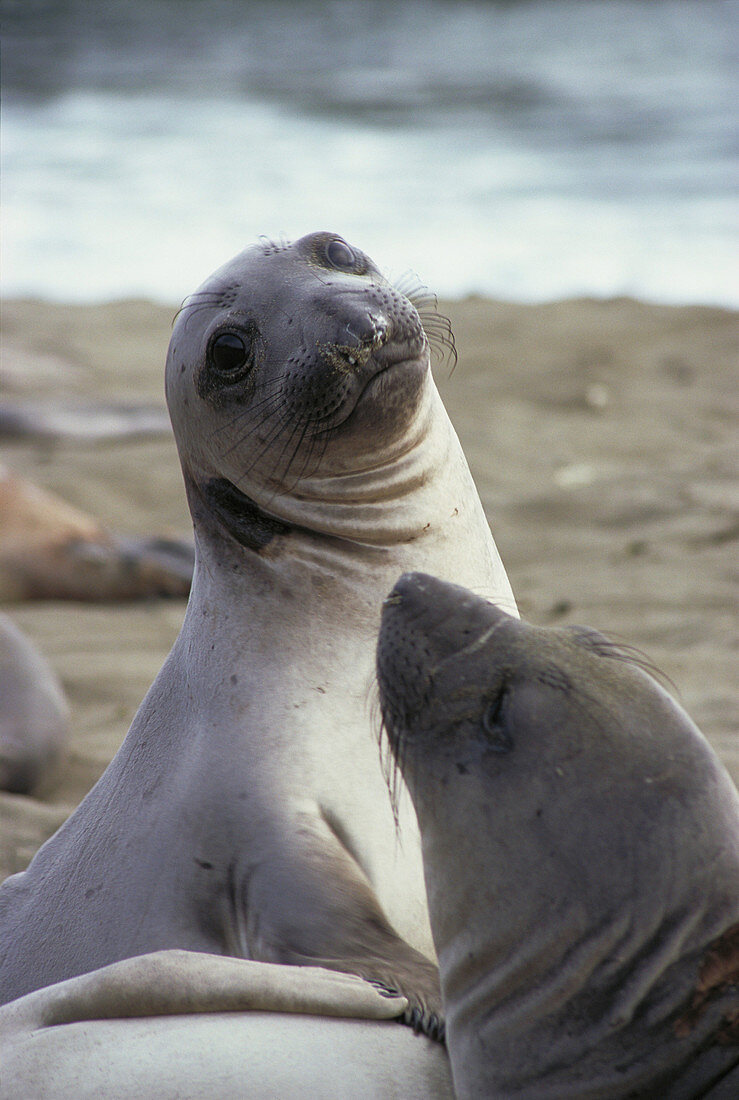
top-left (4, 1), bottom-right (735, 305)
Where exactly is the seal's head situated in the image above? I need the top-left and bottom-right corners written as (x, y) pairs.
top-left (166, 233), bottom-right (439, 536)
top-left (377, 572), bottom-right (739, 1098)
top-left (377, 572), bottom-right (702, 809)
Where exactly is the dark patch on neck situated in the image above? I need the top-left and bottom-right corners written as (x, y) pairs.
top-left (202, 477), bottom-right (291, 552)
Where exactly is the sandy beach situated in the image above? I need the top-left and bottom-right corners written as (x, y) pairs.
top-left (1, 295), bottom-right (737, 881)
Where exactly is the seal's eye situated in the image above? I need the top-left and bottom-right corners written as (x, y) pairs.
top-left (325, 238), bottom-right (356, 271)
top-left (211, 332), bottom-right (248, 374)
top-left (482, 693), bottom-right (513, 754)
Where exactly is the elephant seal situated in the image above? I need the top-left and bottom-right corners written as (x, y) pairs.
top-left (0, 465), bottom-right (193, 601)
top-left (377, 572), bottom-right (739, 1098)
top-left (0, 233), bottom-right (516, 1035)
top-left (0, 614), bottom-right (70, 795)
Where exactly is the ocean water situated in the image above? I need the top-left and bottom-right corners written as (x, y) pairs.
top-left (2, 0), bottom-right (737, 305)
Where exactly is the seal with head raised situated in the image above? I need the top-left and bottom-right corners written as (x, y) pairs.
top-left (0, 234), bottom-right (516, 1031)
top-left (377, 572), bottom-right (739, 1098)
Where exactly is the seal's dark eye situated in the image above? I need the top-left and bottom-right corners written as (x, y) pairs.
top-left (482, 693), bottom-right (513, 754)
top-left (211, 332), bottom-right (248, 374)
top-left (325, 238), bottom-right (356, 270)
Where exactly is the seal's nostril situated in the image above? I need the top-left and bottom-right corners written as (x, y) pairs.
top-left (343, 314), bottom-right (389, 349)
top-left (371, 320), bottom-right (388, 349)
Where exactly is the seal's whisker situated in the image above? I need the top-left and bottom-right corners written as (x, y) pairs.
top-left (213, 383), bottom-right (287, 440)
top-left (418, 314), bottom-right (457, 374)
top-left (592, 640), bottom-right (677, 696)
top-left (258, 233), bottom-right (290, 255)
top-left (172, 296), bottom-right (221, 327)
top-left (210, 383), bottom-right (286, 440)
top-left (281, 416), bottom-right (327, 491)
top-left (288, 421), bottom-right (332, 488)
top-left (216, 395), bottom-right (287, 459)
top-left (270, 413), bottom-right (313, 490)
top-left (378, 716), bottom-right (403, 832)
top-left (392, 269), bottom-right (430, 302)
top-left (237, 415), bottom-right (294, 476)
top-left (392, 271), bottom-right (457, 371)
top-left (309, 425), bottom-right (332, 479)
top-left (231, 407), bottom-right (297, 486)
top-left (221, 401), bottom-right (294, 479)
top-left (173, 281), bottom-right (236, 329)
top-left (178, 300), bottom-right (224, 331)
top-left (372, 684), bottom-right (414, 836)
top-left (276, 401), bottom-right (336, 489)
top-left (420, 315), bottom-right (456, 346)
top-left (210, 391), bottom-right (284, 439)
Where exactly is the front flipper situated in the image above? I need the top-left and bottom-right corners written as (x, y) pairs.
top-left (0, 952), bottom-right (409, 1031)
top-left (222, 814), bottom-right (444, 1041)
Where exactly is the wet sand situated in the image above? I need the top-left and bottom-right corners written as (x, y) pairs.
top-left (1, 295), bottom-right (737, 879)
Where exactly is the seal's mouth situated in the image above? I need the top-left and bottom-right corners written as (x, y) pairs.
top-left (326, 332), bottom-right (427, 378)
top-left (372, 332), bottom-right (428, 371)
top-left (360, 345), bottom-right (428, 398)
top-left (310, 334), bottom-right (429, 435)
top-left (360, 331), bottom-right (430, 392)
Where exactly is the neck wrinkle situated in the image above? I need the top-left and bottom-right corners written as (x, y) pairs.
top-left (178, 376), bottom-right (510, 620)
top-left (241, 391), bottom-right (460, 547)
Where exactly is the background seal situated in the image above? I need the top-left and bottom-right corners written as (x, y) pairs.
top-left (0, 614), bottom-right (70, 795)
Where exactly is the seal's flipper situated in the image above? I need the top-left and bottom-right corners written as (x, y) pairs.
top-left (0, 951), bottom-right (409, 1033)
top-left (222, 814), bottom-right (444, 1040)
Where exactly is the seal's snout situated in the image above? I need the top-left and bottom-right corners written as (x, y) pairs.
top-left (383, 572), bottom-right (512, 650)
top-left (378, 574), bottom-right (500, 757)
top-left (378, 573), bottom-right (514, 730)
top-left (383, 572), bottom-right (454, 632)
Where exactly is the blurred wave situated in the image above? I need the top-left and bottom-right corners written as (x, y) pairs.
top-left (2, 0), bottom-right (736, 303)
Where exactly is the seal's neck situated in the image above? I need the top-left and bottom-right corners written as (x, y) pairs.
top-left (180, 378), bottom-right (516, 641)
top-left (251, 385), bottom-right (459, 546)
top-left (185, 382), bottom-right (473, 550)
